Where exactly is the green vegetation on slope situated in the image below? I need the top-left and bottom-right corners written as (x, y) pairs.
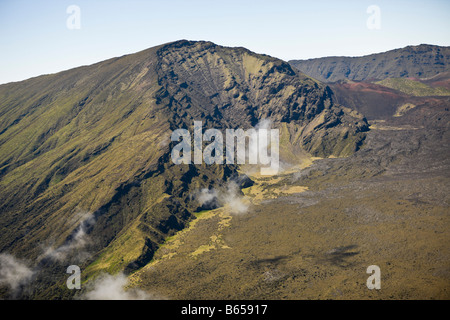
top-left (375, 78), bottom-right (450, 96)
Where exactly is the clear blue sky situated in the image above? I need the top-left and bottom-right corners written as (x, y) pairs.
top-left (0, 0), bottom-right (449, 84)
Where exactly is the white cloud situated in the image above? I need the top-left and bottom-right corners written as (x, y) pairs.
top-left (82, 272), bottom-right (157, 300)
top-left (0, 253), bottom-right (34, 292)
top-left (41, 211), bottom-right (95, 262)
top-left (221, 180), bottom-right (249, 214)
top-left (197, 179), bottom-right (249, 215)
top-left (197, 188), bottom-right (218, 206)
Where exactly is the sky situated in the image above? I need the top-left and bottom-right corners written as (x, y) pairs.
top-left (0, 0), bottom-right (449, 84)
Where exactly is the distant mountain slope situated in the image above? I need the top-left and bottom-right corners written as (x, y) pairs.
top-left (291, 44), bottom-right (450, 120)
top-left (421, 71), bottom-right (450, 90)
top-left (328, 79), bottom-right (450, 120)
top-left (289, 44), bottom-right (450, 82)
top-left (328, 80), bottom-right (410, 119)
top-left (0, 40), bottom-right (367, 298)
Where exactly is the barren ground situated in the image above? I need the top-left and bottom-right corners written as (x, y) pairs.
top-left (129, 108), bottom-right (450, 299)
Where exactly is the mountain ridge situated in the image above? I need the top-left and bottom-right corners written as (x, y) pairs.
top-left (289, 44), bottom-right (450, 82)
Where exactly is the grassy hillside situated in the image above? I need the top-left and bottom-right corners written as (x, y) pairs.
top-left (0, 40), bottom-right (368, 299)
top-left (375, 78), bottom-right (450, 96)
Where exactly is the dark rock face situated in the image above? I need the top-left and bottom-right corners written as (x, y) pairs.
top-left (155, 40), bottom-right (368, 156)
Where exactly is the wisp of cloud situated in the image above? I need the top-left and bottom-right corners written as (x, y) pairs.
top-left (82, 272), bottom-right (156, 300)
top-left (0, 253), bottom-right (34, 293)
